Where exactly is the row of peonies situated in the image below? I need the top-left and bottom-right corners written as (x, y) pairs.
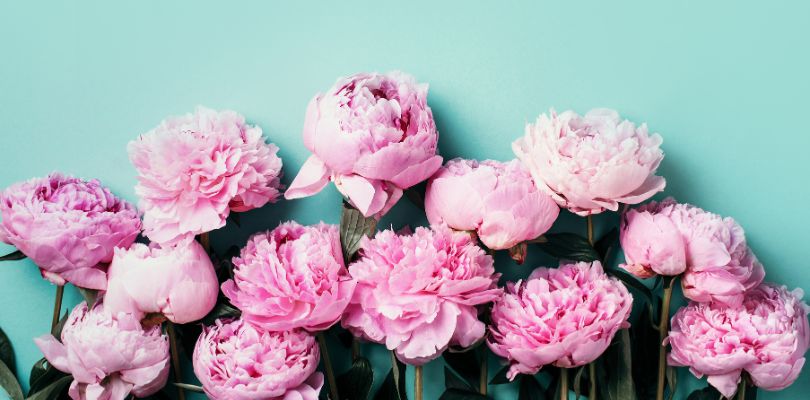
top-left (0, 70), bottom-right (807, 400)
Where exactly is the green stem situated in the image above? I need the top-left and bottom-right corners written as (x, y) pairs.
top-left (656, 277), bottom-right (675, 400)
top-left (51, 285), bottom-right (64, 332)
top-left (415, 365), bottom-right (423, 400)
top-left (317, 333), bottom-right (339, 400)
top-left (167, 323), bottom-right (186, 400)
top-left (560, 368), bottom-right (569, 400)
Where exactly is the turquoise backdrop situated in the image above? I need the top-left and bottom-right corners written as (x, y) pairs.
top-left (1, 1), bottom-right (809, 399)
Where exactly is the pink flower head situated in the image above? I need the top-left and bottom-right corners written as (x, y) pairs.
top-left (0, 173), bottom-right (141, 290)
top-left (341, 225), bottom-right (501, 365)
top-left (621, 198), bottom-right (764, 307)
top-left (222, 221), bottom-right (354, 332)
top-left (285, 72), bottom-right (443, 218)
top-left (193, 318), bottom-right (323, 400)
top-left (513, 108), bottom-right (665, 216)
top-left (425, 158), bottom-right (559, 250)
top-left (34, 302), bottom-right (170, 400)
top-left (104, 240), bottom-right (219, 324)
top-left (129, 107), bottom-right (283, 246)
top-left (668, 284), bottom-right (810, 398)
top-left (488, 261), bottom-right (633, 380)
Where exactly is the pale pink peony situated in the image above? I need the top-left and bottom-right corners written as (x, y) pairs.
top-left (341, 225), bottom-right (501, 365)
top-left (668, 284), bottom-right (810, 398)
top-left (222, 221), bottom-right (354, 332)
top-left (129, 107), bottom-right (283, 246)
top-left (193, 318), bottom-right (323, 400)
top-left (34, 302), bottom-right (170, 400)
top-left (621, 198), bottom-right (764, 307)
top-left (488, 261), bottom-right (633, 380)
top-left (285, 71), bottom-right (443, 218)
top-left (424, 158), bottom-right (559, 250)
top-left (513, 108), bottom-right (665, 216)
top-left (104, 240), bottom-right (219, 324)
top-left (0, 173), bottom-right (141, 290)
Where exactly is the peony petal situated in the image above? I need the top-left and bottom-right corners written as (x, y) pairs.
top-left (285, 155), bottom-right (331, 200)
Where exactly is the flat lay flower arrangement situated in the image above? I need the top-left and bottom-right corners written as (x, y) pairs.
top-left (0, 71), bottom-right (807, 400)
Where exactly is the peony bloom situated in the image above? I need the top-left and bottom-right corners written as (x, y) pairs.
top-left (285, 71), bottom-right (443, 218)
top-left (513, 108), bottom-right (665, 216)
top-left (668, 284), bottom-right (810, 398)
top-left (342, 225), bottom-right (501, 365)
top-left (129, 107), bottom-right (283, 246)
top-left (424, 158), bottom-right (559, 250)
top-left (193, 318), bottom-right (323, 400)
top-left (104, 240), bottom-right (219, 324)
top-left (34, 302), bottom-right (170, 400)
top-left (0, 173), bottom-right (141, 290)
top-left (488, 261), bottom-right (633, 380)
top-left (620, 198), bottom-right (764, 307)
top-left (222, 221), bottom-right (354, 332)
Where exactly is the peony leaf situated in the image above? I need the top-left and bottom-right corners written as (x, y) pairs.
top-left (630, 304), bottom-right (659, 399)
top-left (77, 288), bottom-right (99, 308)
top-left (404, 183), bottom-right (426, 210)
top-left (518, 374), bottom-right (546, 400)
top-left (373, 356), bottom-right (407, 400)
top-left (171, 383), bottom-right (204, 393)
top-left (534, 233), bottom-right (599, 262)
top-left (444, 366), bottom-right (475, 392)
top-left (605, 268), bottom-right (654, 305)
top-left (0, 328), bottom-right (15, 378)
top-left (0, 250), bottom-right (25, 262)
top-left (27, 358), bottom-right (68, 396)
top-left (201, 302), bottom-right (241, 326)
top-left (443, 350), bottom-right (480, 390)
top-left (594, 228), bottom-right (619, 264)
top-left (0, 359), bottom-right (23, 400)
top-left (685, 385), bottom-right (722, 400)
top-left (598, 330), bottom-right (636, 400)
top-left (573, 367), bottom-right (584, 400)
top-left (666, 366), bottom-right (677, 400)
top-left (50, 312), bottom-right (68, 338)
top-left (337, 356), bottom-right (374, 400)
top-left (25, 375), bottom-right (70, 400)
top-left (340, 202), bottom-right (377, 263)
top-left (489, 366), bottom-right (510, 385)
top-left (439, 388), bottom-right (490, 400)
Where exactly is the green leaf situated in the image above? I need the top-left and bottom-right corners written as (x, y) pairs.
top-left (518, 374), bottom-right (546, 400)
top-left (489, 366), bottom-right (510, 385)
top-left (404, 183), bottom-right (426, 210)
top-left (76, 288), bottom-right (99, 308)
top-left (666, 366), bottom-right (677, 400)
top-left (534, 233), bottom-right (599, 262)
top-left (594, 228), bottom-right (619, 263)
top-left (604, 268), bottom-right (654, 305)
top-left (0, 359), bottom-right (23, 400)
top-left (0, 250), bottom-right (25, 262)
top-left (443, 350), bottom-right (480, 389)
top-left (630, 304), bottom-right (659, 400)
top-left (171, 382), bottom-right (205, 393)
top-left (25, 375), bottom-right (70, 400)
top-left (744, 385), bottom-right (757, 400)
top-left (339, 202), bottom-right (378, 263)
top-left (686, 385), bottom-right (722, 400)
top-left (439, 388), bottom-right (489, 400)
top-left (0, 328), bottom-right (15, 378)
top-left (337, 357), bottom-right (374, 400)
top-left (444, 367), bottom-right (474, 392)
top-left (50, 312), bottom-right (68, 338)
top-left (598, 330), bottom-right (636, 400)
top-left (373, 357), bottom-right (407, 400)
top-left (573, 367), bottom-right (584, 400)
top-left (201, 302), bottom-right (241, 325)
top-left (27, 358), bottom-right (68, 396)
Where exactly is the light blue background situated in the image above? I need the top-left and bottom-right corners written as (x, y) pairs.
top-left (1, 1), bottom-right (809, 399)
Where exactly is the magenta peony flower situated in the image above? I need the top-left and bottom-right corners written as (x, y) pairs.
top-left (34, 302), bottom-right (170, 400)
top-left (129, 107), bottom-right (283, 245)
top-left (424, 158), bottom-right (559, 250)
top-left (104, 240), bottom-right (219, 324)
top-left (620, 198), bottom-right (764, 307)
top-left (285, 71), bottom-right (443, 218)
top-left (341, 225), bottom-right (501, 365)
top-left (0, 173), bottom-right (141, 290)
top-left (668, 284), bottom-right (810, 397)
top-left (513, 108), bottom-right (665, 216)
top-left (222, 221), bottom-right (354, 332)
top-left (488, 261), bottom-right (633, 380)
top-left (193, 318), bottom-right (323, 400)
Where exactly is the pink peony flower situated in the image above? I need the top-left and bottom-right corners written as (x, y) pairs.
top-left (0, 173), bottom-right (141, 290)
top-left (341, 225), bottom-right (501, 365)
top-left (513, 108), bottom-right (665, 216)
top-left (424, 158), bottom-right (559, 250)
top-left (285, 72), bottom-right (443, 218)
top-left (222, 221), bottom-right (354, 332)
top-left (193, 318), bottom-right (323, 400)
top-left (621, 198), bottom-right (764, 307)
top-left (104, 240), bottom-right (219, 324)
top-left (668, 284), bottom-right (810, 398)
top-left (488, 261), bottom-right (633, 380)
top-left (129, 107), bottom-right (283, 246)
top-left (34, 302), bottom-right (170, 400)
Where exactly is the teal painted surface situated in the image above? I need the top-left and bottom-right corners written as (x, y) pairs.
top-left (1, 1), bottom-right (809, 399)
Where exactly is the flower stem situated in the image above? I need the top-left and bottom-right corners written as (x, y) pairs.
top-left (586, 216), bottom-right (597, 400)
top-left (736, 377), bottom-right (747, 400)
top-left (317, 333), bottom-right (339, 400)
top-left (587, 215), bottom-right (594, 245)
top-left (51, 285), bottom-right (64, 332)
top-left (560, 368), bottom-right (569, 400)
top-left (480, 348), bottom-right (488, 395)
top-left (415, 365), bottom-right (423, 400)
top-left (167, 323), bottom-right (186, 400)
top-left (656, 277), bottom-right (675, 400)
top-left (351, 338), bottom-right (361, 361)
